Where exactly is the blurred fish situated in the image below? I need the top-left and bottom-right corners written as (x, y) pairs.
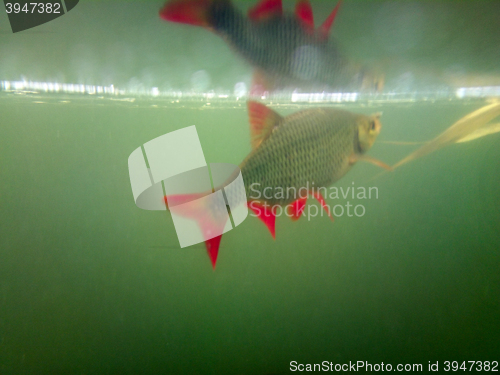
top-left (165, 101), bottom-right (390, 268)
top-left (160, 0), bottom-right (383, 93)
top-left (393, 101), bottom-right (500, 169)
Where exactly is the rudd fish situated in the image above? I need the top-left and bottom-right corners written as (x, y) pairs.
top-left (160, 0), bottom-right (383, 93)
top-left (165, 101), bottom-right (391, 268)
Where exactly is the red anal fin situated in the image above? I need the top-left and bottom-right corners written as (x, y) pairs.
top-left (312, 191), bottom-right (333, 221)
top-left (248, 0), bottom-right (282, 21)
top-left (288, 196), bottom-right (308, 221)
top-left (247, 201), bottom-right (276, 239)
top-left (205, 235), bottom-right (222, 269)
top-left (159, 0), bottom-right (212, 27)
top-left (318, 0), bottom-right (342, 39)
top-left (295, 0), bottom-right (314, 30)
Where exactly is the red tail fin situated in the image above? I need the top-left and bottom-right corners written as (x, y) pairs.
top-left (165, 194), bottom-right (228, 269)
top-left (206, 235), bottom-right (222, 269)
top-left (160, 0), bottom-right (213, 27)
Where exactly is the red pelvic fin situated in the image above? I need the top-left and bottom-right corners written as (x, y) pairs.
top-left (311, 191), bottom-right (333, 221)
top-left (248, 0), bottom-right (282, 21)
top-left (288, 196), bottom-right (308, 221)
top-left (159, 0), bottom-right (212, 27)
top-left (247, 100), bottom-right (283, 149)
top-left (295, 0), bottom-right (314, 30)
top-left (248, 201), bottom-right (276, 239)
top-left (318, 0), bottom-right (342, 39)
top-left (205, 235), bottom-right (222, 269)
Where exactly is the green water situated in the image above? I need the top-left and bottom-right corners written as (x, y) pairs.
top-left (1, 1), bottom-right (500, 374)
top-left (1, 95), bottom-right (499, 374)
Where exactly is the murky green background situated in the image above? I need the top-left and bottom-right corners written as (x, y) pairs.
top-left (1, 1), bottom-right (499, 374)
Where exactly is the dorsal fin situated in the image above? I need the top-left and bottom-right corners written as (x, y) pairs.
top-left (247, 101), bottom-right (283, 149)
top-left (318, 0), bottom-right (342, 39)
top-left (295, 0), bottom-right (314, 29)
top-left (248, 0), bottom-right (282, 21)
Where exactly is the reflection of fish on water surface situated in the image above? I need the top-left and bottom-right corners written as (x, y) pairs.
top-left (160, 0), bottom-right (383, 93)
top-left (165, 101), bottom-right (391, 268)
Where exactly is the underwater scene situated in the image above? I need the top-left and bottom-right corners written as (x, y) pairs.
top-left (1, 0), bottom-right (499, 374)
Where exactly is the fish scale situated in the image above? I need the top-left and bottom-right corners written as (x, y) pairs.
top-left (239, 108), bottom-right (361, 206)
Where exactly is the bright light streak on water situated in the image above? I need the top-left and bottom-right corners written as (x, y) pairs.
top-left (1, 80), bottom-right (499, 104)
top-left (292, 92), bottom-right (358, 103)
top-left (456, 86), bottom-right (500, 99)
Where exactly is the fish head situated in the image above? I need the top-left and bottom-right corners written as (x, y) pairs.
top-left (357, 113), bottom-right (382, 152)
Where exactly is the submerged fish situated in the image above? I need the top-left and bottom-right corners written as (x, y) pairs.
top-left (393, 101), bottom-right (500, 169)
top-left (160, 0), bottom-right (382, 93)
top-left (166, 101), bottom-right (390, 268)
